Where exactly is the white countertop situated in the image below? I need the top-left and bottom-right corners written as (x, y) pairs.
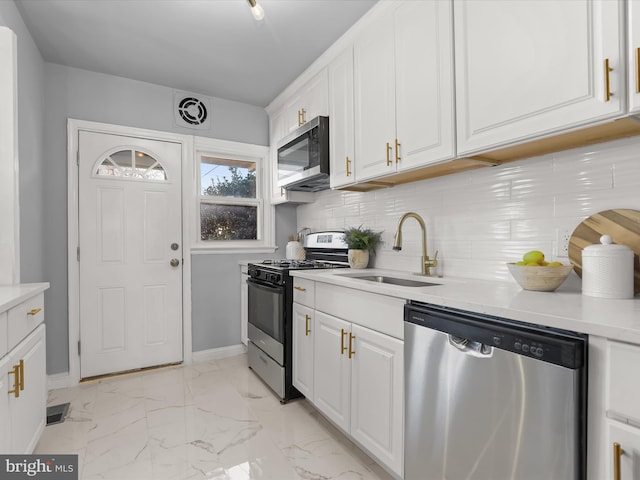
top-left (290, 269), bottom-right (640, 343)
top-left (0, 283), bottom-right (50, 313)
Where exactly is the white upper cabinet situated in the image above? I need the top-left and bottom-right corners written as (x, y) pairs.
top-left (454, 0), bottom-right (625, 156)
top-left (282, 69), bottom-right (329, 135)
top-left (629, 0), bottom-right (640, 113)
top-left (329, 47), bottom-right (356, 189)
top-left (354, 0), bottom-right (455, 182)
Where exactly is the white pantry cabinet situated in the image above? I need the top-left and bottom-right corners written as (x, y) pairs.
top-left (329, 47), bottom-right (356, 189)
top-left (628, 0), bottom-right (640, 113)
top-left (454, 0), bottom-right (625, 156)
top-left (354, 0), bottom-right (455, 182)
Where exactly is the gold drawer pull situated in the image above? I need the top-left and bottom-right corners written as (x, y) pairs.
top-left (305, 314), bottom-right (311, 336)
top-left (613, 442), bottom-right (625, 480)
top-left (636, 47), bottom-right (640, 94)
top-left (27, 308), bottom-right (42, 316)
top-left (293, 286), bottom-right (306, 292)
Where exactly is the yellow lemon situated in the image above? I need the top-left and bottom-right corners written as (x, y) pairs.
top-left (548, 261), bottom-right (564, 267)
top-left (523, 250), bottom-right (545, 264)
top-left (525, 261), bottom-right (541, 266)
top-left (515, 261), bottom-right (526, 266)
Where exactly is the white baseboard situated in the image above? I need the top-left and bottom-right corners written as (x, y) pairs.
top-left (191, 343), bottom-right (247, 363)
top-left (47, 371), bottom-right (76, 391)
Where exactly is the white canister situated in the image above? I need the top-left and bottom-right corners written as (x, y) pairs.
top-left (286, 241), bottom-right (305, 260)
top-left (582, 235), bottom-right (634, 299)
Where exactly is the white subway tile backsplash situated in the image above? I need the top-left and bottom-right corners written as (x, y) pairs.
top-left (298, 137), bottom-right (640, 280)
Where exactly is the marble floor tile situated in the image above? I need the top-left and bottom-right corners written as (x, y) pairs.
top-left (35, 354), bottom-right (395, 480)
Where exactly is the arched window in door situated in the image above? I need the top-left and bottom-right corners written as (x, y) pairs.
top-left (95, 149), bottom-right (167, 181)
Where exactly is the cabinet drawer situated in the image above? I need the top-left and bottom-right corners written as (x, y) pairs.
top-left (293, 278), bottom-right (315, 308)
top-left (607, 340), bottom-right (640, 423)
top-left (7, 293), bottom-right (44, 350)
top-left (0, 311), bottom-right (6, 358)
top-left (316, 283), bottom-right (405, 339)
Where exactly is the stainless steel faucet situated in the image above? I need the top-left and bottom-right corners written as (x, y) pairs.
top-left (392, 212), bottom-right (438, 276)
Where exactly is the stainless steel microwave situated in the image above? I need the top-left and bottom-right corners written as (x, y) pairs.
top-left (276, 116), bottom-right (330, 192)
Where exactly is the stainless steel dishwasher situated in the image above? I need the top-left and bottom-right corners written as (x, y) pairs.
top-left (404, 302), bottom-right (587, 480)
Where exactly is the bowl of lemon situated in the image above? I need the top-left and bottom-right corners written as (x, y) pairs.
top-left (507, 250), bottom-right (573, 292)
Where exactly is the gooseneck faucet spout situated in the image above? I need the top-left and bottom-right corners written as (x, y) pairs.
top-left (393, 212), bottom-right (438, 276)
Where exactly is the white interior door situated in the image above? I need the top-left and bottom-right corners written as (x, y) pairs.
top-left (78, 131), bottom-right (183, 378)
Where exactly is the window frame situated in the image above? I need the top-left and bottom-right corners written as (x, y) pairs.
top-left (192, 137), bottom-right (275, 253)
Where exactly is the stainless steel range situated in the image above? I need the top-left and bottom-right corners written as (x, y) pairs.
top-left (246, 231), bottom-right (349, 402)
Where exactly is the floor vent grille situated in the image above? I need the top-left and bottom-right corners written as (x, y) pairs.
top-left (46, 402), bottom-right (70, 426)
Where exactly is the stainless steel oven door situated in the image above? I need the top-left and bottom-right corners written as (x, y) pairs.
top-left (247, 278), bottom-right (285, 361)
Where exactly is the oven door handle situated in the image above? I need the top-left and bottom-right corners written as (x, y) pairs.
top-left (247, 278), bottom-right (285, 293)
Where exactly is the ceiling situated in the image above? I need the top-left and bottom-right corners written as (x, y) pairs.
top-left (15, 0), bottom-right (377, 107)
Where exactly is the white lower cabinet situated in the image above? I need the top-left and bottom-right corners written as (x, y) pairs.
top-left (291, 278), bottom-right (405, 477)
top-left (311, 309), bottom-right (404, 477)
top-left (3, 324), bottom-right (47, 454)
top-left (607, 421), bottom-right (640, 480)
top-left (292, 303), bottom-right (314, 399)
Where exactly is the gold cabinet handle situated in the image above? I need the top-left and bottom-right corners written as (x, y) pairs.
top-left (395, 138), bottom-right (401, 163)
top-left (340, 328), bottom-right (348, 354)
top-left (613, 442), bottom-right (625, 480)
top-left (27, 308), bottom-right (42, 316)
top-left (280, 187), bottom-right (285, 197)
top-left (7, 360), bottom-right (23, 398)
top-left (298, 108), bottom-right (306, 126)
top-left (345, 156), bottom-right (352, 177)
top-left (305, 314), bottom-right (311, 336)
top-left (293, 286), bottom-right (306, 292)
top-left (348, 333), bottom-right (356, 359)
top-left (386, 142), bottom-right (392, 166)
top-left (636, 48), bottom-right (640, 94)
top-left (605, 58), bottom-right (613, 102)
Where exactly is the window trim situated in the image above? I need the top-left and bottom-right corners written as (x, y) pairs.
top-left (192, 137), bottom-right (275, 253)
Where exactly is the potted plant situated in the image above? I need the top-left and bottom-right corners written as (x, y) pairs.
top-left (343, 226), bottom-right (383, 269)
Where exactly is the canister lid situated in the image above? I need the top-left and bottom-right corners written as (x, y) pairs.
top-left (582, 235), bottom-right (634, 257)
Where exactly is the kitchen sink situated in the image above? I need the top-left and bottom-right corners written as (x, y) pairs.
top-left (343, 274), bottom-right (440, 287)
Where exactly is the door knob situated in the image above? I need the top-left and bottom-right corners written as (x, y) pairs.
top-left (170, 258), bottom-right (180, 267)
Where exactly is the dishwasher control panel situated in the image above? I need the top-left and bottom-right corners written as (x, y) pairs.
top-left (406, 302), bottom-right (587, 369)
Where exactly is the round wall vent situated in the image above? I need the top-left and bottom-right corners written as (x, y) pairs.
top-left (173, 91), bottom-right (211, 130)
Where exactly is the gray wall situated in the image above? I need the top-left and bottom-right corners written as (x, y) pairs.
top-left (41, 63), bottom-right (287, 374)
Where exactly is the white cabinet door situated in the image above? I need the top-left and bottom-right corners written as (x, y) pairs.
top-left (329, 47), bottom-right (356, 188)
top-left (607, 421), bottom-right (640, 480)
top-left (354, 12), bottom-right (396, 182)
top-left (313, 311), bottom-right (351, 432)
top-left (292, 303), bottom-right (314, 399)
top-left (355, 1), bottom-right (455, 182)
top-left (454, 0), bottom-right (624, 156)
top-left (283, 69), bottom-right (329, 134)
top-left (350, 324), bottom-right (404, 477)
top-left (9, 324), bottom-right (46, 454)
top-left (395, 0), bottom-right (455, 172)
top-left (629, 0), bottom-right (640, 113)
top-left (0, 354), bottom-right (11, 453)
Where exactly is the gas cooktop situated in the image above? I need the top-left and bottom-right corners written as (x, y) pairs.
top-left (257, 259), bottom-right (348, 270)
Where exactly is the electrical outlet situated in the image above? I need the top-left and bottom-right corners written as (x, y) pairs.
top-left (556, 229), bottom-right (572, 257)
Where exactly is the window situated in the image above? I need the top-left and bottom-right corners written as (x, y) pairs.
top-left (195, 139), bottom-right (273, 252)
top-left (96, 149), bottom-right (167, 180)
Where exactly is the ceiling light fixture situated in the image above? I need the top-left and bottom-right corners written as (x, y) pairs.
top-left (246, 0), bottom-right (265, 21)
